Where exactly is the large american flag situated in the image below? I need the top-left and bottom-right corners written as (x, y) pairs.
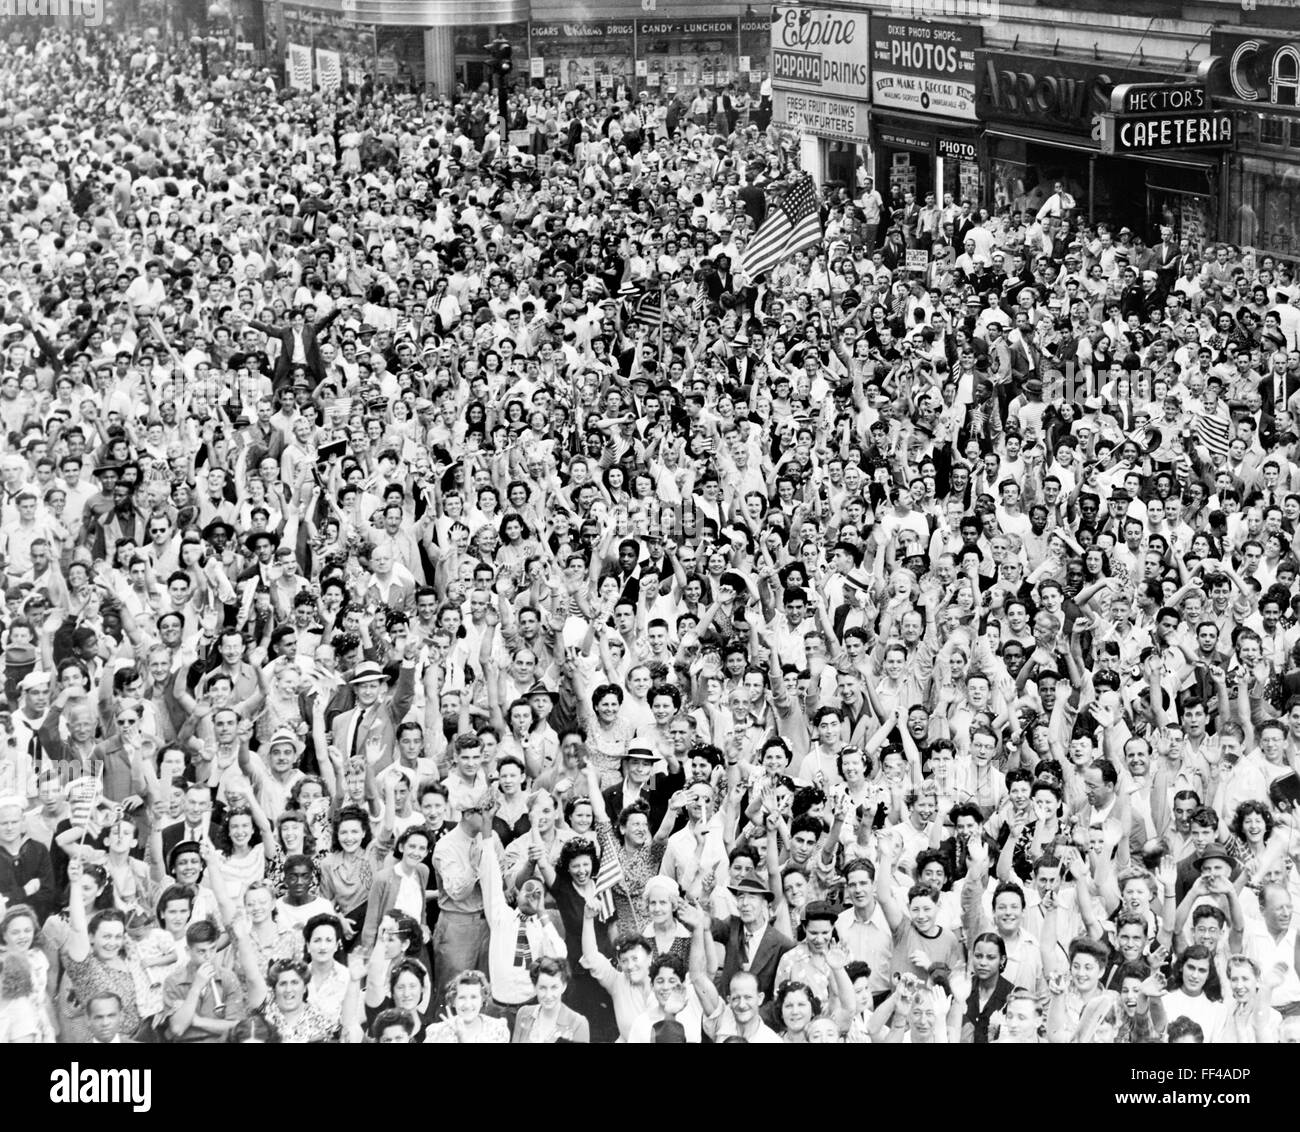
top-left (736, 176), bottom-right (823, 282)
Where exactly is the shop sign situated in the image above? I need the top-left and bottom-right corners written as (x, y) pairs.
top-left (1110, 82), bottom-right (1207, 114)
top-left (636, 18), bottom-right (737, 38)
top-left (1210, 32), bottom-right (1300, 114)
top-left (529, 22), bottom-right (635, 43)
top-left (976, 51), bottom-right (1178, 135)
top-left (876, 124), bottom-right (934, 154)
top-left (871, 18), bottom-right (979, 120)
top-left (770, 4), bottom-right (871, 101)
top-left (937, 138), bottom-right (976, 160)
top-left (1098, 110), bottom-right (1233, 153)
top-left (773, 88), bottom-right (870, 143)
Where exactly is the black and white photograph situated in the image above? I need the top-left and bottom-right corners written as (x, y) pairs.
top-left (0, 0), bottom-right (1297, 1103)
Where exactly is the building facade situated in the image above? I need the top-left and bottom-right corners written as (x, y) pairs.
top-left (258, 0), bottom-right (770, 99)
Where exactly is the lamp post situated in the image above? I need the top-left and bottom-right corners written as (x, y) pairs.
top-left (484, 37), bottom-right (512, 125)
top-left (189, 33), bottom-right (220, 80)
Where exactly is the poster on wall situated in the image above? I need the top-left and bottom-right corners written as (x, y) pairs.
top-left (888, 153), bottom-right (917, 198)
top-left (287, 43), bottom-right (313, 90)
top-left (959, 160), bottom-right (980, 206)
top-left (315, 48), bottom-right (341, 93)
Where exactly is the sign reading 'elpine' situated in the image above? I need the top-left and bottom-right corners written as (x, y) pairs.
top-left (771, 5), bottom-right (871, 100)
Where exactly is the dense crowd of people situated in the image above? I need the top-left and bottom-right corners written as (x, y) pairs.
top-left (0, 24), bottom-right (1298, 1046)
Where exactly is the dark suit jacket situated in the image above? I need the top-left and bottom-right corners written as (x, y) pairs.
top-left (711, 916), bottom-right (796, 1002)
top-left (362, 862), bottom-right (431, 951)
top-left (602, 766), bottom-right (685, 834)
top-left (161, 806), bottom-right (229, 863)
top-left (248, 307), bottom-right (342, 391)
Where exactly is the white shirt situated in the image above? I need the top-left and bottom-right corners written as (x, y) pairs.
top-left (625, 986), bottom-right (704, 1043)
top-left (1245, 922), bottom-right (1300, 1008)
top-left (1163, 988), bottom-right (1221, 1035)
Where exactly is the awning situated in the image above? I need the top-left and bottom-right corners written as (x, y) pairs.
top-left (872, 111), bottom-right (981, 135)
top-left (985, 125), bottom-right (1221, 170)
top-left (983, 125), bottom-right (1098, 153)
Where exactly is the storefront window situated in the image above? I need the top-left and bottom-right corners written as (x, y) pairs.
top-left (530, 22), bottom-right (634, 96)
top-left (1232, 151), bottom-right (1300, 265)
top-left (638, 19), bottom-right (739, 95)
top-left (986, 136), bottom-right (1090, 220)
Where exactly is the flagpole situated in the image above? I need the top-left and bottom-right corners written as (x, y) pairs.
top-left (657, 273), bottom-right (666, 367)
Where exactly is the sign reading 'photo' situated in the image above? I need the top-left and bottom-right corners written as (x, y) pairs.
top-left (871, 18), bottom-right (980, 121)
top-left (770, 5), bottom-right (871, 100)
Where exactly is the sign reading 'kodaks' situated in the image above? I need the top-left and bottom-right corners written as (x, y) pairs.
top-left (770, 5), bottom-right (871, 101)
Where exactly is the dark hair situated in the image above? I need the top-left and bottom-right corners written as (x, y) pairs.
top-left (393, 824), bottom-right (433, 858)
top-left (648, 953), bottom-right (687, 985)
top-left (557, 838), bottom-right (598, 875)
top-left (615, 934), bottom-right (654, 958)
top-left (528, 956), bottom-right (571, 985)
top-left (1173, 944), bottom-right (1222, 1002)
top-left (970, 931), bottom-right (1007, 966)
top-left (388, 958), bottom-right (430, 998)
top-left (228, 1015), bottom-right (282, 1043)
top-left (992, 880), bottom-right (1026, 909)
top-left (1167, 1017), bottom-right (1204, 1042)
top-left (914, 849), bottom-right (951, 890)
top-left (370, 1008), bottom-right (416, 1040)
top-left (184, 918), bottom-right (220, 947)
top-left (332, 805), bottom-right (373, 851)
top-left (155, 883), bottom-right (196, 924)
top-left (775, 979), bottom-right (823, 1023)
top-left (302, 913), bottom-right (345, 959)
top-left (1229, 799), bottom-right (1274, 842)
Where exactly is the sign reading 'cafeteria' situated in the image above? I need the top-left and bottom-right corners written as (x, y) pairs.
top-left (770, 5), bottom-right (871, 101)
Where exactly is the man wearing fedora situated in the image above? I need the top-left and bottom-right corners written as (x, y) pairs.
top-left (330, 639), bottom-right (418, 774)
top-left (707, 873), bottom-right (795, 1005)
top-left (234, 725), bottom-right (307, 822)
top-left (601, 735), bottom-right (685, 832)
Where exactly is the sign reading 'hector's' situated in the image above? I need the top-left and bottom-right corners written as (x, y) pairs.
top-left (770, 5), bottom-right (871, 100)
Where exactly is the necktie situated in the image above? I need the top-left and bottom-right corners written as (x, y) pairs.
top-left (352, 706), bottom-right (372, 760)
top-left (515, 912), bottom-right (534, 966)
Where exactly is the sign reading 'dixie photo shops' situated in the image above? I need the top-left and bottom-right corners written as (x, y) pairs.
top-left (870, 18), bottom-right (980, 121)
top-left (1098, 110), bottom-right (1233, 154)
top-left (770, 5), bottom-right (871, 101)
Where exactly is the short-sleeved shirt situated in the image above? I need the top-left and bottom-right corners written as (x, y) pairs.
top-left (889, 919), bottom-right (966, 981)
top-left (162, 964), bottom-right (248, 1043)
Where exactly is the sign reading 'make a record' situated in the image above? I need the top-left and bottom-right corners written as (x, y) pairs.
top-left (770, 5), bottom-right (871, 100)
